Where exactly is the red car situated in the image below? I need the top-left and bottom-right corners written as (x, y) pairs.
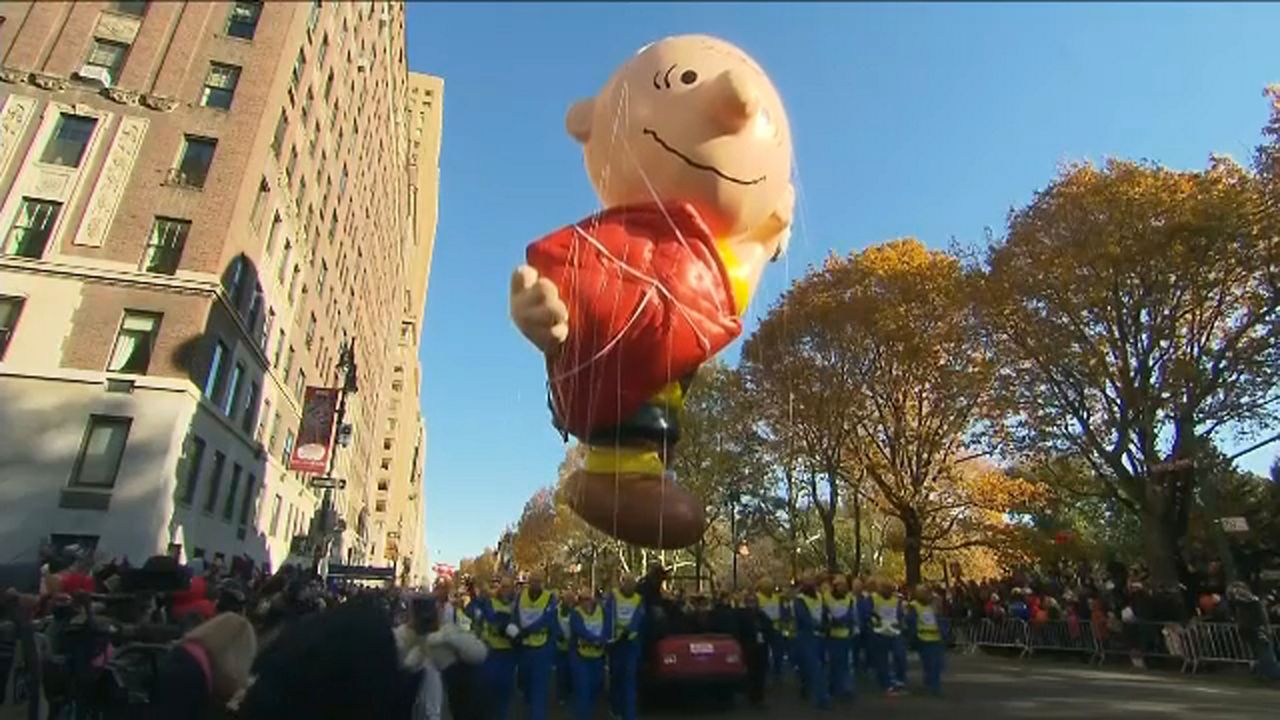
top-left (644, 633), bottom-right (746, 708)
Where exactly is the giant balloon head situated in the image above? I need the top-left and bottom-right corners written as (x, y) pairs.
top-left (565, 35), bottom-right (795, 270)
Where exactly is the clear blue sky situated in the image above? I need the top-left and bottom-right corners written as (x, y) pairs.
top-left (404, 2), bottom-right (1280, 568)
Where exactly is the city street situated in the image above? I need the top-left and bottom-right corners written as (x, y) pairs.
top-left (579, 654), bottom-right (1275, 720)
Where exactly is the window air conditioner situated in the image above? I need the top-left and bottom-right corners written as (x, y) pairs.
top-left (76, 64), bottom-right (113, 88)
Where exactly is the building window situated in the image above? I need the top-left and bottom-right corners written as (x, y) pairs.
top-left (0, 296), bottom-right (23, 359)
top-left (40, 114), bottom-right (97, 167)
top-left (69, 416), bottom-right (132, 489)
top-left (271, 111), bottom-right (287, 158)
top-left (224, 255), bottom-right (246, 307)
top-left (269, 494), bottom-right (282, 535)
top-left (261, 307), bottom-right (275, 353)
top-left (305, 313), bottom-right (316, 348)
top-left (290, 50), bottom-right (305, 91)
top-left (286, 146), bottom-right (298, 183)
top-left (201, 62), bottom-right (240, 110)
top-left (272, 328), bottom-right (285, 368)
top-left (222, 362), bottom-right (245, 416)
top-left (276, 239), bottom-right (291, 284)
top-left (140, 217), bottom-right (190, 275)
top-left (383, 437), bottom-right (393, 451)
top-left (324, 69), bottom-right (334, 102)
top-left (250, 178), bottom-right (270, 228)
top-left (268, 409), bottom-right (282, 451)
top-left (170, 135), bottom-right (216, 188)
top-left (283, 345), bottom-right (294, 381)
top-left (177, 436), bottom-right (205, 505)
top-left (266, 212), bottom-right (283, 258)
top-left (225, 1), bottom-right (262, 40)
top-left (302, 88), bottom-right (313, 125)
top-left (307, 0), bottom-right (321, 34)
top-left (203, 340), bottom-right (229, 400)
top-left (4, 198), bottom-right (61, 259)
top-left (317, 34), bottom-right (329, 67)
top-left (107, 311), bottom-right (161, 374)
top-left (108, 1), bottom-right (148, 15)
top-left (222, 464), bottom-right (242, 521)
top-left (288, 263), bottom-right (301, 301)
top-left (339, 165), bottom-right (347, 196)
top-left (294, 370), bottom-right (306, 401)
top-left (281, 430), bottom-right (294, 465)
top-left (375, 500), bottom-right (386, 513)
top-left (379, 458), bottom-right (390, 471)
top-left (241, 381), bottom-right (260, 434)
top-left (377, 479), bottom-right (388, 492)
top-left (239, 474), bottom-right (257, 526)
top-left (82, 38), bottom-right (128, 84)
top-left (202, 451), bottom-right (226, 514)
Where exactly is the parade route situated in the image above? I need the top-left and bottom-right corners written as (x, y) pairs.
top-left (632, 653), bottom-right (1277, 720)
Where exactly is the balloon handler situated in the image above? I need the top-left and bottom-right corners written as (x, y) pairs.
top-left (509, 35), bottom-right (795, 549)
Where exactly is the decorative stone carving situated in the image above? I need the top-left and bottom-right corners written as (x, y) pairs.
top-left (33, 168), bottom-right (72, 198)
top-left (30, 72), bottom-right (69, 91)
top-left (94, 12), bottom-right (142, 44)
top-left (104, 87), bottom-right (141, 106)
top-left (76, 115), bottom-right (148, 247)
top-left (141, 94), bottom-right (179, 112)
top-left (0, 67), bottom-right (27, 84)
top-left (0, 95), bottom-right (37, 184)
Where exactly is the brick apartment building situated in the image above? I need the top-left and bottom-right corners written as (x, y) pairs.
top-left (0, 0), bottom-right (441, 581)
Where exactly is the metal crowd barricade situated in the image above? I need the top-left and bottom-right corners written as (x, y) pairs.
top-left (1025, 619), bottom-right (1100, 662)
top-left (1183, 622), bottom-right (1255, 673)
top-left (966, 618), bottom-right (1030, 657)
top-left (1091, 621), bottom-right (1194, 672)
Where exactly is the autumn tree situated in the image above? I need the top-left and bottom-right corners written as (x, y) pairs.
top-left (981, 150), bottom-right (1280, 587)
top-left (742, 266), bottom-right (862, 573)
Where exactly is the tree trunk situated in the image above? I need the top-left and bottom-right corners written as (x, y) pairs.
top-left (903, 509), bottom-right (923, 586)
top-left (821, 510), bottom-right (838, 574)
top-left (1140, 499), bottom-right (1184, 588)
top-left (694, 542), bottom-right (705, 593)
top-left (852, 486), bottom-right (863, 574)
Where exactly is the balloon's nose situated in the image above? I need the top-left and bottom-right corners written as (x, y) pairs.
top-left (710, 69), bottom-right (760, 135)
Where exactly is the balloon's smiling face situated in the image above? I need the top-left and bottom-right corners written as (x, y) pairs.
top-left (568, 35), bottom-right (793, 239)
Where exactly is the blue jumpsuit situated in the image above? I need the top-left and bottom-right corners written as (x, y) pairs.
top-left (907, 600), bottom-right (946, 695)
top-left (605, 590), bottom-right (645, 720)
top-left (824, 591), bottom-right (857, 700)
top-left (756, 591), bottom-right (788, 680)
top-left (516, 588), bottom-right (558, 720)
top-left (569, 604), bottom-right (611, 720)
top-left (475, 595), bottom-right (518, 720)
top-left (864, 592), bottom-right (907, 691)
top-left (793, 592), bottom-right (830, 709)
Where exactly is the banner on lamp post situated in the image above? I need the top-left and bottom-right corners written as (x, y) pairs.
top-left (290, 386), bottom-right (339, 474)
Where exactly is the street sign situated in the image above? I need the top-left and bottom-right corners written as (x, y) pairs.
top-left (309, 476), bottom-right (347, 490)
top-left (1219, 517), bottom-right (1249, 533)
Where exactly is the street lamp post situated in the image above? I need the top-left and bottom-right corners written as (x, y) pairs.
top-left (313, 340), bottom-right (358, 574)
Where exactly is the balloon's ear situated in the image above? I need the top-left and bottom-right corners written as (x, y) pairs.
top-left (565, 98), bottom-right (595, 144)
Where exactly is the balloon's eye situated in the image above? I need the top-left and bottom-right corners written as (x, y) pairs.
top-left (680, 69), bottom-right (698, 86)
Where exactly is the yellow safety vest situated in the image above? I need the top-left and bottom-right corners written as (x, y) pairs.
top-left (482, 597), bottom-right (515, 650)
top-left (872, 594), bottom-right (901, 637)
top-left (518, 588), bottom-right (552, 647)
top-left (911, 600), bottom-right (941, 642)
top-left (612, 590), bottom-right (642, 641)
top-left (824, 592), bottom-right (855, 639)
top-left (797, 593), bottom-right (823, 635)
top-left (574, 605), bottom-right (606, 659)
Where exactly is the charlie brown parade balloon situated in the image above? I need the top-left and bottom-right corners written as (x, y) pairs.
top-left (509, 35), bottom-right (794, 549)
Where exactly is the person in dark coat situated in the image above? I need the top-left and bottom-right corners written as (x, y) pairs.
top-left (735, 593), bottom-right (770, 706)
top-left (238, 597), bottom-right (420, 720)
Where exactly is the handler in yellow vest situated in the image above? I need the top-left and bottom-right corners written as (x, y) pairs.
top-left (556, 591), bottom-right (575, 705)
top-left (868, 578), bottom-right (907, 694)
top-left (475, 576), bottom-right (518, 720)
top-left (824, 575), bottom-right (857, 700)
top-left (907, 585), bottom-right (946, 695)
top-left (515, 571), bottom-right (558, 720)
top-left (756, 579), bottom-right (787, 681)
top-left (605, 576), bottom-right (645, 720)
top-left (569, 589), bottom-right (609, 720)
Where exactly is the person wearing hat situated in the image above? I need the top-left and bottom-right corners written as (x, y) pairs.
top-left (473, 576), bottom-right (519, 719)
top-left (792, 572), bottom-right (830, 709)
top-left (865, 578), bottom-right (907, 695)
top-left (755, 579), bottom-right (787, 682)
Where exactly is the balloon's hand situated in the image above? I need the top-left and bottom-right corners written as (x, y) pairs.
top-left (510, 265), bottom-right (569, 354)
